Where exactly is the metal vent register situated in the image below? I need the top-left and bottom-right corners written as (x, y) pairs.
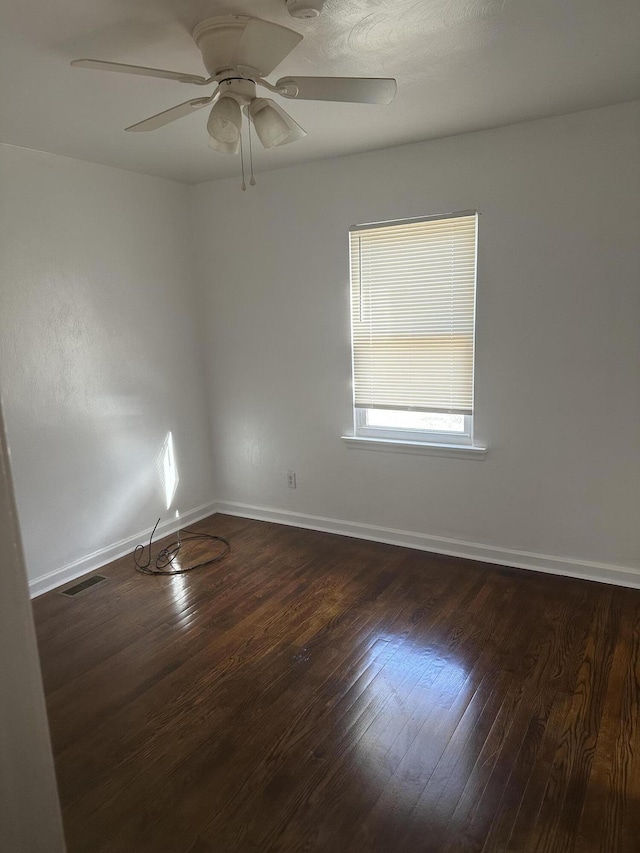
top-left (60, 575), bottom-right (107, 597)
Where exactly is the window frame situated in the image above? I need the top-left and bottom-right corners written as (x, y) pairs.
top-left (354, 408), bottom-right (474, 446)
top-left (346, 210), bottom-right (482, 453)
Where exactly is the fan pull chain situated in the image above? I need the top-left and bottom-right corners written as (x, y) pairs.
top-left (248, 115), bottom-right (256, 187)
top-left (239, 130), bottom-right (246, 191)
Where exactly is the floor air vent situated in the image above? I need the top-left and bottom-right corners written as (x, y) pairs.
top-left (61, 575), bottom-right (107, 597)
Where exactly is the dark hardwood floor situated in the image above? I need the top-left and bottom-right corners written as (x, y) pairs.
top-left (33, 514), bottom-right (640, 852)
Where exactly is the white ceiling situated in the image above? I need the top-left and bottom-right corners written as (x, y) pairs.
top-left (1, 0), bottom-right (639, 184)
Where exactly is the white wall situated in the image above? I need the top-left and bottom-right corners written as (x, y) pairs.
top-left (0, 399), bottom-right (65, 851)
top-left (192, 101), bottom-right (640, 577)
top-left (2, 103), bottom-right (638, 591)
top-left (0, 145), bottom-right (215, 591)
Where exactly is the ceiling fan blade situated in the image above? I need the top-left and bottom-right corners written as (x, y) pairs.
top-left (233, 19), bottom-right (302, 76)
top-left (125, 95), bottom-right (215, 132)
top-left (71, 59), bottom-right (208, 85)
top-left (276, 76), bottom-right (397, 105)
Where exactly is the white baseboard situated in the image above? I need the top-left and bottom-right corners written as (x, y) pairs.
top-left (31, 498), bottom-right (640, 597)
top-left (215, 500), bottom-right (640, 590)
top-left (29, 501), bottom-right (218, 598)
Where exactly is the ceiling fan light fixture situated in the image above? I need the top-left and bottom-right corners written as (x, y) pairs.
top-left (249, 98), bottom-right (292, 148)
top-left (207, 134), bottom-right (240, 155)
top-left (207, 96), bottom-right (242, 145)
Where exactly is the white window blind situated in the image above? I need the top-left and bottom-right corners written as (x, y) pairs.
top-left (350, 212), bottom-right (477, 415)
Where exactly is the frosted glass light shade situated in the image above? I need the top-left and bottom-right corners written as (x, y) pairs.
top-left (207, 134), bottom-right (240, 155)
top-left (207, 97), bottom-right (242, 144)
top-left (249, 98), bottom-right (292, 148)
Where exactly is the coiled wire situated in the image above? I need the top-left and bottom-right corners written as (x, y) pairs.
top-left (133, 518), bottom-right (230, 575)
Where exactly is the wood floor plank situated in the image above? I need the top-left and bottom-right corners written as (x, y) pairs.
top-left (517, 591), bottom-right (617, 853)
top-left (619, 599), bottom-right (640, 851)
top-left (430, 580), bottom-right (599, 853)
top-left (466, 588), bottom-right (592, 852)
top-left (58, 543), bottom-right (416, 848)
top-left (572, 593), bottom-right (635, 852)
top-left (298, 575), bottom-right (527, 853)
top-left (213, 571), bottom-right (497, 850)
top-left (32, 514), bottom-right (640, 853)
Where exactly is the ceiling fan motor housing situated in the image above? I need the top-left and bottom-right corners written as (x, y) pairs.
top-left (285, 0), bottom-right (325, 19)
top-left (193, 16), bottom-right (258, 76)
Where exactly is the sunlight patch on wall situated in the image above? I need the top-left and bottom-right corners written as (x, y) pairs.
top-left (160, 430), bottom-right (179, 510)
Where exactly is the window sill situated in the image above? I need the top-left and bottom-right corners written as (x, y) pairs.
top-left (341, 435), bottom-right (488, 459)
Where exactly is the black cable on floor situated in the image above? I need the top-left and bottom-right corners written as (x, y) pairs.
top-left (133, 518), bottom-right (230, 575)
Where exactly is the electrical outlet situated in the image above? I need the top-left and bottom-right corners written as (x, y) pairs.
top-left (287, 470), bottom-right (297, 489)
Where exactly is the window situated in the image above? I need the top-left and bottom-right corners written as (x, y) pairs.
top-left (347, 211), bottom-right (479, 450)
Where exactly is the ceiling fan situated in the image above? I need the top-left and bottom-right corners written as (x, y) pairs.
top-left (70, 14), bottom-right (397, 158)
